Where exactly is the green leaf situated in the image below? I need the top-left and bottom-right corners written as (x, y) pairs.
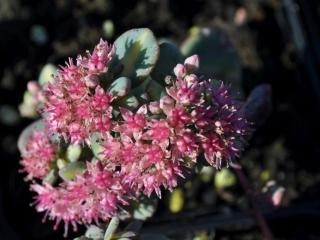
top-left (133, 199), bottom-right (157, 221)
top-left (90, 133), bottom-right (104, 160)
top-left (66, 144), bottom-right (82, 162)
top-left (104, 217), bottom-right (120, 240)
top-left (199, 166), bottom-right (214, 183)
top-left (18, 120), bottom-right (46, 154)
top-left (151, 41), bottom-right (183, 84)
top-left (214, 168), bottom-right (237, 189)
top-left (108, 77), bottom-right (131, 97)
top-left (115, 94), bottom-right (139, 110)
top-left (169, 188), bottom-right (184, 213)
top-left (19, 91), bottom-right (38, 118)
top-left (43, 169), bottom-right (58, 185)
top-left (102, 20), bottom-right (115, 39)
top-left (59, 162), bottom-right (86, 181)
top-left (85, 225), bottom-right (104, 240)
top-left (146, 80), bottom-right (166, 101)
top-left (0, 105), bottom-right (20, 126)
top-left (38, 64), bottom-right (57, 86)
top-left (57, 158), bottom-right (68, 169)
top-left (181, 27), bottom-right (242, 92)
top-left (242, 84), bottom-right (272, 127)
top-left (111, 28), bottom-right (159, 85)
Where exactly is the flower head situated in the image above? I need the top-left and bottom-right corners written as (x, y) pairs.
top-left (31, 161), bottom-right (128, 237)
top-left (20, 131), bottom-right (58, 180)
top-left (42, 40), bottom-right (114, 144)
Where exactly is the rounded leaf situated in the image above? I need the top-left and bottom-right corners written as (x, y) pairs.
top-left (214, 168), bottom-right (237, 189)
top-left (85, 225), bottom-right (104, 239)
top-left (242, 84), bottom-right (272, 127)
top-left (115, 94), bottom-right (139, 110)
top-left (151, 41), bottom-right (183, 83)
top-left (146, 80), bottom-right (166, 101)
top-left (108, 77), bottom-right (131, 97)
top-left (43, 169), bottom-right (58, 185)
top-left (102, 20), bottom-right (115, 39)
top-left (58, 162), bottom-right (86, 181)
top-left (38, 64), bottom-right (57, 86)
top-left (169, 188), bottom-right (184, 213)
top-left (104, 217), bottom-right (120, 240)
top-left (132, 198), bottom-right (157, 221)
top-left (181, 27), bottom-right (242, 92)
top-left (90, 133), bottom-right (104, 161)
top-left (111, 28), bottom-right (159, 84)
top-left (66, 144), bottom-right (82, 162)
top-left (18, 120), bottom-right (46, 154)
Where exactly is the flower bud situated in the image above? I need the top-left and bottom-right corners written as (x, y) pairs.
top-left (185, 74), bottom-right (198, 86)
top-left (173, 64), bottom-right (186, 79)
top-left (27, 81), bottom-right (41, 95)
top-left (160, 96), bottom-right (175, 115)
top-left (184, 55), bottom-right (199, 73)
top-left (148, 101), bottom-right (161, 114)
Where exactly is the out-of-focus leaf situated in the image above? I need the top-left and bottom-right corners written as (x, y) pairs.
top-left (108, 77), bottom-right (131, 97)
top-left (0, 105), bottom-right (20, 126)
top-left (199, 166), bottom-right (214, 183)
top-left (66, 144), bottom-right (82, 162)
top-left (90, 133), bottom-right (104, 160)
top-left (43, 169), bottom-right (58, 185)
top-left (181, 27), bottom-right (242, 93)
top-left (151, 41), bottom-right (183, 83)
top-left (59, 162), bottom-right (86, 181)
top-left (214, 168), bottom-right (237, 189)
top-left (102, 20), bottom-right (115, 39)
top-left (242, 83), bottom-right (272, 127)
top-left (85, 225), bottom-right (104, 239)
top-left (30, 25), bottom-right (48, 45)
top-left (38, 64), bottom-right (57, 86)
top-left (133, 200), bottom-right (157, 221)
top-left (18, 120), bottom-right (46, 154)
top-left (169, 188), bottom-right (184, 213)
top-left (104, 217), bottom-right (120, 240)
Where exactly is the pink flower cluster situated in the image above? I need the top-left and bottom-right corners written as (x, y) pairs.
top-left (31, 161), bottom-right (127, 237)
top-left (20, 131), bottom-right (58, 180)
top-left (20, 39), bottom-right (249, 235)
top-left (97, 54), bottom-right (248, 200)
top-left (42, 40), bottom-right (114, 143)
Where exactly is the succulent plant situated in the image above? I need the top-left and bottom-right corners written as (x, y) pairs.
top-left (17, 28), bottom-right (270, 240)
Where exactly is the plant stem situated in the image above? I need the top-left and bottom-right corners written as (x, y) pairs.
top-left (233, 166), bottom-right (274, 240)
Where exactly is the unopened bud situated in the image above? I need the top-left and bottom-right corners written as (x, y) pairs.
top-left (185, 74), bottom-right (198, 86)
top-left (173, 64), bottom-right (186, 79)
top-left (27, 81), bottom-right (41, 95)
top-left (184, 55), bottom-right (199, 73)
top-left (160, 96), bottom-right (175, 115)
top-left (149, 101), bottom-right (161, 114)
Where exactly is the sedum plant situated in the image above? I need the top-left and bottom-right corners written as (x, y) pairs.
top-left (18, 28), bottom-right (255, 238)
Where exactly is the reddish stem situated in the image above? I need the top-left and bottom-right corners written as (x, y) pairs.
top-left (233, 166), bottom-right (274, 240)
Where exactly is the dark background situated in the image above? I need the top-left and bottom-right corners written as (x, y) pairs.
top-left (1, 0), bottom-right (320, 239)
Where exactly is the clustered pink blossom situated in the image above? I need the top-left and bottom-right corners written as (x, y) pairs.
top-left (20, 39), bottom-right (249, 235)
top-left (42, 40), bottom-right (114, 144)
top-left (97, 54), bottom-right (248, 200)
top-left (20, 131), bottom-right (58, 180)
top-left (31, 161), bottom-right (128, 237)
